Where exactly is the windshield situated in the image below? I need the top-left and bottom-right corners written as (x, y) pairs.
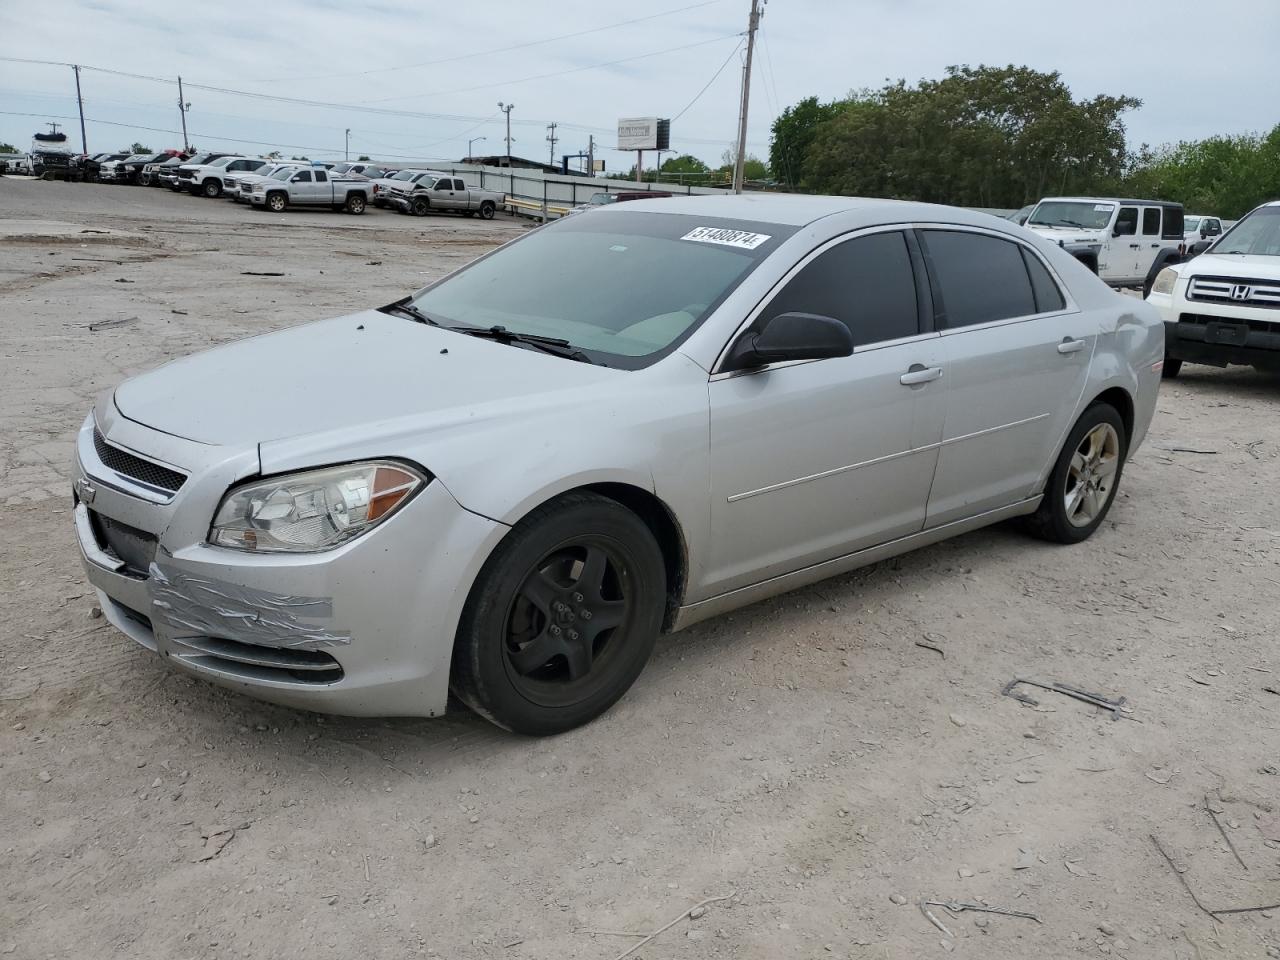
top-left (270, 167), bottom-right (296, 181)
top-left (391, 169), bottom-right (419, 180)
top-left (1028, 201), bottom-right (1115, 229)
top-left (588, 193), bottom-right (617, 205)
top-left (331, 163), bottom-right (353, 174)
top-left (1212, 206), bottom-right (1280, 256)
top-left (209, 156), bottom-right (236, 169)
top-left (408, 211), bottom-right (792, 368)
top-left (1184, 217), bottom-right (1201, 233)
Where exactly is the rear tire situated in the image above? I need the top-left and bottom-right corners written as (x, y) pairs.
top-left (1023, 403), bottom-right (1127, 544)
top-left (479, 200), bottom-right (496, 220)
top-left (1162, 357), bottom-right (1183, 379)
top-left (344, 193), bottom-right (366, 214)
top-left (451, 492), bottom-right (666, 735)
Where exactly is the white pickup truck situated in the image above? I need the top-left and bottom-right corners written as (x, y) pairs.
top-left (387, 174), bottom-right (503, 219)
top-left (179, 156), bottom-right (269, 198)
top-left (249, 166), bottom-right (374, 214)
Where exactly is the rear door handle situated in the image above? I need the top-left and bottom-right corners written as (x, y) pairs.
top-left (1057, 338), bottom-right (1086, 355)
top-left (900, 365), bottom-right (943, 385)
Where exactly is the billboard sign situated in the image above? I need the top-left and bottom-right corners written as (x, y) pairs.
top-left (617, 117), bottom-right (671, 151)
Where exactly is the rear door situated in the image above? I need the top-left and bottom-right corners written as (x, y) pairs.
top-left (314, 169), bottom-right (333, 203)
top-left (705, 229), bottom-right (947, 596)
top-left (919, 228), bottom-right (1094, 527)
top-left (1138, 206), bottom-right (1164, 278)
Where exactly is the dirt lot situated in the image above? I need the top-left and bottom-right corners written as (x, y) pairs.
top-left (2, 177), bottom-right (1279, 960)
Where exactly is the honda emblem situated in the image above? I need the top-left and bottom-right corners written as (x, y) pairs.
top-left (1230, 284), bottom-right (1252, 301)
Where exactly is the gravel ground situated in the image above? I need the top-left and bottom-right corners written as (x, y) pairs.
top-left (2, 178), bottom-right (1279, 960)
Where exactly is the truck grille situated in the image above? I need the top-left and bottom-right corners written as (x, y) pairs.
top-left (92, 429), bottom-right (187, 494)
top-left (1178, 312), bottom-right (1280, 335)
top-left (1188, 276), bottom-right (1280, 310)
top-left (88, 509), bottom-right (158, 576)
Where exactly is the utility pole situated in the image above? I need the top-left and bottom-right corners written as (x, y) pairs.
top-left (546, 122), bottom-right (558, 165)
top-left (497, 102), bottom-right (515, 160)
top-left (587, 134), bottom-right (595, 176)
top-left (345, 128), bottom-right (351, 161)
top-left (468, 136), bottom-right (486, 160)
top-left (72, 65), bottom-right (88, 157)
top-left (177, 76), bottom-right (190, 152)
top-left (732, 0), bottom-right (763, 194)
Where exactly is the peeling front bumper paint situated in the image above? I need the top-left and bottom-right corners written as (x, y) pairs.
top-left (72, 412), bottom-right (509, 718)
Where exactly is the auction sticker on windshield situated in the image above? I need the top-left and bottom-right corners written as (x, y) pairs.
top-left (681, 227), bottom-right (772, 250)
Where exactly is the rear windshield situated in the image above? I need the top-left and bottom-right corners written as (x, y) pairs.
top-left (409, 211), bottom-right (795, 369)
top-left (1213, 206), bottom-right (1280, 256)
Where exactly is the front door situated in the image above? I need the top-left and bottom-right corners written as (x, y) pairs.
top-left (290, 169), bottom-right (318, 203)
top-left (705, 229), bottom-right (946, 597)
top-left (918, 228), bottom-right (1096, 527)
top-left (432, 178), bottom-right (461, 210)
top-left (1106, 205), bottom-right (1141, 283)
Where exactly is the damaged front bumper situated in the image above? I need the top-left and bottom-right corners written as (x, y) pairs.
top-left (71, 407), bottom-right (507, 717)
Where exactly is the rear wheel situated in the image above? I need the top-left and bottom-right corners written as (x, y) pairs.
top-left (1023, 403), bottom-right (1127, 544)
top-left (451, 492), bottom-right (666, 735)
top-left (345, 193), bottom-right (366, 214)
top-left (266, 191), bottom-right (288, 213)
top-left (478, 200), bottom-right (496, 220)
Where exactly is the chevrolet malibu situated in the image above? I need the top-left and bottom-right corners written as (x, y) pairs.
top-left (73, 196), bottom-right (1163, 734)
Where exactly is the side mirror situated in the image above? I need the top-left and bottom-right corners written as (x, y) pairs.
top-left (724, 312), bottom-right (853, 371)
top-left (1200, 226), bottom-right (1209, 237)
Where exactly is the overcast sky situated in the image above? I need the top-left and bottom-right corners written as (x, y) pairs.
top-left (2, 0), bottom-right (1276, 171)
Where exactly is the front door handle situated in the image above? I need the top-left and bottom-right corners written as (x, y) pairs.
top-left (1057, 337), bottom-right (1086, 355)
top-left (1151, 243), bottom-right (1161, 248)
top-left (1129, 243), bottom-right (1141, 249)
top-left (900, 365), bottom-right (943, 385)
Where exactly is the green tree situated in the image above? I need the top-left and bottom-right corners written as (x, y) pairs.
top-left (769, 96), bottom-right (840, 187)
top-left (659, 154), bottom-right (710, 176)
top-left (798, 65), bottom-right (1139, 207)
top-left (1122, 127), bottom-right (1280, 219)
top-left (0, 142), bottom-right (18, 154)
top-left (129, 142), bottom-right (151, 153)
top-left (357, 154), bottom-right (371, 161)
top-left (716, 148), bottom-right (770, 183)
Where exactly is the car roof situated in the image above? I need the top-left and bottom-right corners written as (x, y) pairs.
top-left (1038, 196), bottom-right (1184, 210)
top-left (607, 193), bottom-right (1026, 229)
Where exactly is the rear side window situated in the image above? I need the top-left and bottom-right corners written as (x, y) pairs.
top-left (316, 171), bottom-right (328, 182)
top-left (1162, 207), bottom-right (1184, 239)
top-left (1142, 208), bottom-right (1161, 235)
top-left (1021, 249), bottom-right (1066, 313)
top-left (921, 231), bottom-right (1036, 328)
top-left (762, 231), bottom-right (919, 348)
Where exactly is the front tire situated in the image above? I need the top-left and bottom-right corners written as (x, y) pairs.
top-left (451, 492), bottom-right (666, 735)
top-left (411, 197), bottom-right (430, 217)
top-left (266, 191), bottom-right (288, 213)
top-left (1024, 403), bottom-right (1127, 544)
top-left (203, 179), bottom-right (222, 198)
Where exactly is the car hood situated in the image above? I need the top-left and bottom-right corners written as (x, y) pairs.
top-left (112, 309), bottom-right (620, 447)
top-left (1025, 226), bottom-right (1105, 246)
top-left (1182, 253), bottom-right (1280, 277)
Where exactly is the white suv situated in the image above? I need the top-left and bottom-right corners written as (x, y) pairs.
top-left (179, 156), bottom-right (268, 198)
top-left (1146, 201), bottom-right (1280, 377)
top-left (1024, 197), bottom-right (1186, 295)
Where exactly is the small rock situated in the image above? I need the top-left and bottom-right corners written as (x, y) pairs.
top-left (689, 906), bottom-right (706, 920)
top-left (1114, 940), bottom-right (1127, 951)
top-left (949, 714), bottom-right (966, 727)
top-left (37, 770), bottom-right (52, 783)
top-left (1098, 922), bottom-right (1117, 937)
top-left (1014, 773), bottom-right (1039, 784)
top-left (151, 778), bottom-right (162, 788)
top-left (468, 815), bottom-right (479, 824)
top-left (889, 894), bottom-right (907, 905)
top-left (12, 722), bottom-right (24, 731)
top-left (89, 605), bottom-right (103, 619)
top-left (420, 834), bottom-right (437, 849)
top-left (958, 867), bottom-right (974, 878)
top-left (974, 917), bottom-right (989, 929)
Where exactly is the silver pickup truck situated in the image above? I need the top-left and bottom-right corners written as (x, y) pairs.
top-left (388, 174), bottom-right (503, 219)
top-left (248, 166), bottom-right (374, 214)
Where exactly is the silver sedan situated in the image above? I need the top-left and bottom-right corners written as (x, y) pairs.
top-left (73, 196), bottom-right (1163, 734)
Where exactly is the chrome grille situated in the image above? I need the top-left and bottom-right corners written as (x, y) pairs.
top-left (92, 429), bottom-right (187, 494)
top-left (1188, 276), bottom-right (1280, 310)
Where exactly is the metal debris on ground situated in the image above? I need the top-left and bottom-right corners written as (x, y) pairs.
top-left (602, 891), bottom-right (735, 960)
top-left (1149, 834), bottom-right (1280, 921)
top-left (1001, 678), bottom-right (1128, 721)
top-left (1204, 794), bottom-right (1248, 870)
top-left (87, 316), bottom-right (138, 332)
top-left (240, 271), bottom-right (285, 276)
top-left (919, 899), bottom-right (1041, 937)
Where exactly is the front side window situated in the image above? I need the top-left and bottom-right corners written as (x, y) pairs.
top-left (1142, 208), bottom-right (1161, 235)
top-left (408, 211), bottom-right (794, 368)
top-left (922, 231), bottom-right (1036, 328)
top-left (759, 231), bottom-right (920, 347)
top-left (293, 170), bottom-right (312, 183)
top-left (1213, 206), bottom-right (1280, 256)
top-left (1114, 207), bottom-right (1138, 236)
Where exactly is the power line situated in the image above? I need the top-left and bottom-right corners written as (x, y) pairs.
top-left (257, 0), bottom-right (728, 82)
top-left (673, 36), bottom-right (744, 121)
top-left (365, 33), bottom-right (743, 105)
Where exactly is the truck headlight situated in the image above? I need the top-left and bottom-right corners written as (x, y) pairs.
top-left (209, 461), bottom-right (426, 553)
top-left (1150, 267), bottom-right (1178, 297)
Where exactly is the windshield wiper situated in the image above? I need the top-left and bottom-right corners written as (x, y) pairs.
top-left (456, 325), bottom-right (598, 364)
top-left (381, 296), bottom-right (440, 326)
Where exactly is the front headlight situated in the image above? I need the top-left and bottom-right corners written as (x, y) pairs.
top-left (253, 185), bottom-right (265, 193)
top-left (209, 461), bottom-right (426, 553)
top-left (1150, 267), bottom-right (1179, 297)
